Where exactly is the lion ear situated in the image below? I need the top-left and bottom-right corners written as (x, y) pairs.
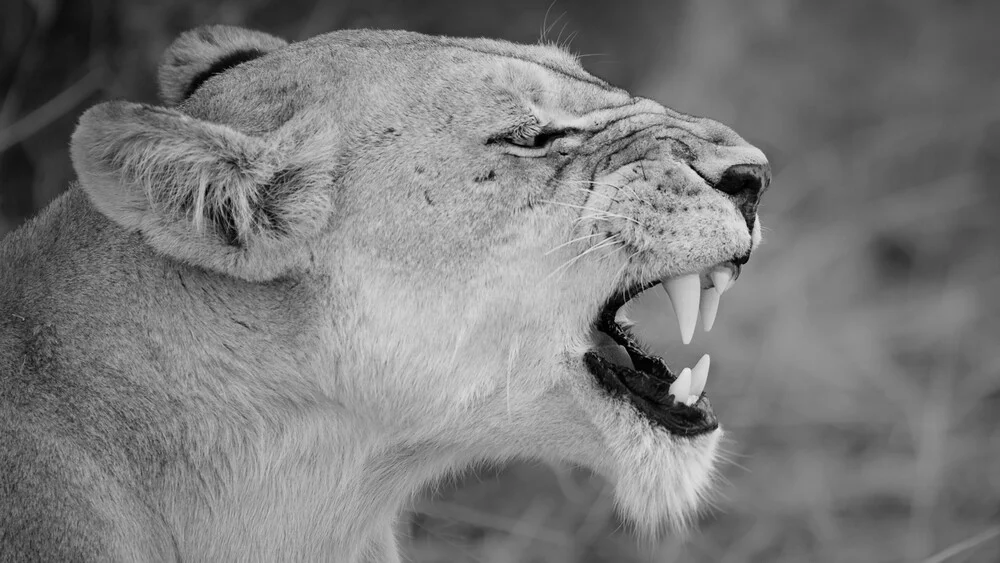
top-left (71, 101), bottom-right (333, 281)
top-left (158, 25), bottom-right (287, 107)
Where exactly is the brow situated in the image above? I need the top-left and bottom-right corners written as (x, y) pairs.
top-left (423, 38), bottom-right (627, 94)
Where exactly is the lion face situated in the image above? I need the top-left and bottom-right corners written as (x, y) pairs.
top-left (73, 27), bottom-right (769, 536)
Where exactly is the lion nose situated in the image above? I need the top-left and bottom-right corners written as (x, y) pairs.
top-left (712, 163), bottom-right (770, 232)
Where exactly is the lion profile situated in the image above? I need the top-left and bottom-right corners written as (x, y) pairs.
top-left (0, 26), bottom-right (769, 561)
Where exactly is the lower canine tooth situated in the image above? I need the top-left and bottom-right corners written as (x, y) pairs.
top-left (690, 354), bottom-right (710, 397)
top-left (669, 367), bottom-right (692, 401)
top-left (663, 274), bottom-right (701, 345)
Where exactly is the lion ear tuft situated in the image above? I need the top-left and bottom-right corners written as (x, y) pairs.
top-left (71, 101), bottom-right (333, 281)
top-left (158, 25), bottom-right (287, 107)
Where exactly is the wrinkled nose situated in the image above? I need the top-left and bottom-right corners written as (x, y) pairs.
top-left (712, 163), bottom-right (770, 232)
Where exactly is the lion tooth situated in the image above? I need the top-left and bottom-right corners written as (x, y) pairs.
top-left (711, 269), bottom-right (732, 294)
top-left (614, 307), bottom-right (633, 328)
top-left (663, 274), bottom-right (700, 345)
top-left (700, 287), bottom-right (721, 331)
top-left (690, 354), bottom-right (710, 397)
top-left (669, 367), bottom-right (691, 401)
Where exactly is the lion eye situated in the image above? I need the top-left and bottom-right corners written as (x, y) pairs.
top-left (495, 126), bottom-right (571, 157)
top-left (507, 128), bottom-right (563, 149)
top-left (488, 119), bottom-right (578, 156)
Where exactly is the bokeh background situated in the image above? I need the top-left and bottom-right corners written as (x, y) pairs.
top-left (2, 1), bottom-right (998, 561)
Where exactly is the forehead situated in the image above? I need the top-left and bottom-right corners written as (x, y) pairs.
top-left (306, 29), bottom-right (631, 111)
top-left (186, 30), bottom-right (631, 133)
top-left (313, 29), bottom-right (599, 81)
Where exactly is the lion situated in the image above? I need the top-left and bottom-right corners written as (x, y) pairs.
top-left (0, 26), bottom-right (770, 561)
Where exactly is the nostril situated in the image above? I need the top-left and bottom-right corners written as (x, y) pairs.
top-left (713, 163), bottom-right (770, 232)
top-left (713, 163), bottom-right (769, 197)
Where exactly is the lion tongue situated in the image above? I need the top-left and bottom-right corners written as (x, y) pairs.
top-left (595, 344), bottom-right (633, 370)
top-left (593, 332), bottom-right (634, 370)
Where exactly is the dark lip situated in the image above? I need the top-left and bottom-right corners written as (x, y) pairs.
top-left (584, 282), bottom-right (719, 437)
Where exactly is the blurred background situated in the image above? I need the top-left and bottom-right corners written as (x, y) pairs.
top-left (2, 0), bottom-right (998, 561)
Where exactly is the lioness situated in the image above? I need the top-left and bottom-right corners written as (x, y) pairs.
top-left (0, 26), bottom-right (769, 561)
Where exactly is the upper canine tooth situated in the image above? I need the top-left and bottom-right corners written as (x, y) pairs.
top-left (690, 354), bottom-right (710, 397)
top-left (700, 287), bottom-right (721, 331)
top-left (711, 269), bottom-right (732, 294)
top-left (669, 367), bottom-right (692, 401)
top-left (662, 273), bottom-right (700, 345)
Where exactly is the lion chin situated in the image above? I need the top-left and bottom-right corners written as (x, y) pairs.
top-left (1, 25), bottom-right (769, 562)
top-left (569, 378), bottom-right (723, 535)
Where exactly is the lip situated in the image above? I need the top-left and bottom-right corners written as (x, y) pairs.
top-left (584, 284), bottom-right (719, 437)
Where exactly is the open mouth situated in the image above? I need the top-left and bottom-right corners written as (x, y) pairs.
top-left (583, 263), bottom-right (740, 437)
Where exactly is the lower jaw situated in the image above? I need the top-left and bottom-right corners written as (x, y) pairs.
top-left (584, 351), bottom-right (719, 437)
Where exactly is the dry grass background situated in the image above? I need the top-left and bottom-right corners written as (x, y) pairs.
top-left (2, 1), bottom-right (998, 561)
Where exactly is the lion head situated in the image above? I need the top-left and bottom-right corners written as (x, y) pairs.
top-left (67, 25), bottom-right (769, 556)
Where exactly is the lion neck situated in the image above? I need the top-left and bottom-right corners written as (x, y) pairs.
top-left (21, 189), bottom-right (462, 560)
top-left (131, 244), bottom-right (461, 560)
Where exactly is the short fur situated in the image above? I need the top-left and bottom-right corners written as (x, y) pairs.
top-left (0, 26), bottom-right (768, 561)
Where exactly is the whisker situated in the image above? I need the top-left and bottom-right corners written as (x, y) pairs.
top-left (562, 30), bottom-right (580, 50)
top-left (618, 182), bottom-right (654, 207)
top-left (561, 179), bottom-right (623, 188)
top-left (555, 21), bottom-right (569, 48)
top-left (560, 180), bottom-right (653, 207)
top-left (572, 213), bottom-right (635, 226)
top-left (545, 235), bottom-right (618, 279)
top-left (597, 239), bottom-right (625, 265)
top-left (540, 4), bottom-right (565, 42)
top-left (566, 186), bottom-right (621, 203)
top-left (544, 231), bottom-right (606, 256)
top-left (611, 248), bottom-right (641, 287)
top-left (573, 213), bottom-right (612, 225)
top-left (546, 234), bottom-right (622, 282)
top-left (537, 200), bottom-right (606, 212)
top-left (538, 200), bottom-right (640, 225)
